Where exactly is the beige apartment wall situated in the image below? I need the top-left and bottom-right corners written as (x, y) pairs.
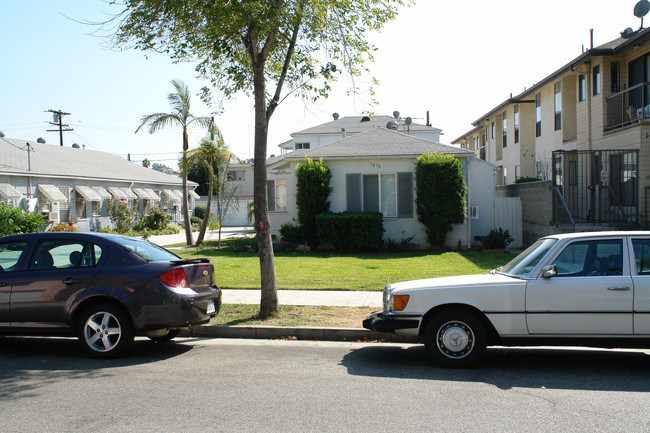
top-left (520, 101), bottom-right (537, 178)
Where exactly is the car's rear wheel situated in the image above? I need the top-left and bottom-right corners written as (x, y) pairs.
top-left (424, 309), bottom-right (486, 368)
top-left (146, 329), bottom-right (181, 342)
top-left (77, 303), bottom-right (134, 358)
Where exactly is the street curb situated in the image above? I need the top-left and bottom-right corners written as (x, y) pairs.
top-left (182, 325), bottom-right (420, 343)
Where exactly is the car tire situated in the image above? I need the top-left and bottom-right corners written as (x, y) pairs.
top-left (146, 329), bottom-right (181, 342)
top-left (77, 303), bottom-right (134, 358)
top-left (424, 309), bottom-right (486, 368)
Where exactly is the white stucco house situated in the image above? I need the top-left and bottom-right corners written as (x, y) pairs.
top-left (0, 137), bottom-right (198, 231)
top-left (266, 127), bottom-right (497, 249)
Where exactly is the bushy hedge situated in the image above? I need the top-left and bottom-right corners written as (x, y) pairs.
top-left (0, 202), bottom-right (47, 236)
top-left (296, 157), bottom-right (332, 249)
top-left (279, 220), bottom-right (305, 250)
top-left (316, 212), bottom-right (384, 252)
top-left (194, 205), bottom-right (207, 219)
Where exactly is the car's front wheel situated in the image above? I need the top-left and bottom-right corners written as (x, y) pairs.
top-left (424, 309), bottom-right (486, 368)
top-left (77, 303), bottom-right (134, 358)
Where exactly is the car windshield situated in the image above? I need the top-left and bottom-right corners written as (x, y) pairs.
top-left (112, 236), bottom-right (180, 262)
top-left (499, 238), bottom-right (557, 277)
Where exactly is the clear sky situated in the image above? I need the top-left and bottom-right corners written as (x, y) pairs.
top-left (1, 1), bottom-right (644, 169)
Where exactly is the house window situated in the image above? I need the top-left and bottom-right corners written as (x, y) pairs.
top-left (593, 65), bottom-right (601, 96)
top-left (502, 112), bottom-right (507, 148)
top-left (227, 170), bottom-right (245, 181)
top-left (514, 165), bottom-right (520, 181)
top-left (295, 142), bottom-right (310, 150)
top-left (75, 195), bottom-right (87, 219)
top-left (346, 172), bottom-right (412, 218)
top-left (469, 206), bottom-right (479, 219)
top-left (554, 82), bottom-right (562, 130)
top-left (578, 75), bottom-right (586, 102)
top-left (514, 104), bottom-right (520, 144)
top-left (267, 179), bottom-right (287, 212)
top-left (535, 93), bottom-right (542, 137)
top-left (611, 62), bottom-right (620, 93)
top-left (491, 122), bottom-right (495, 139)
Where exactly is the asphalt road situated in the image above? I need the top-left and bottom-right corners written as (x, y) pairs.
top-left (2, 336), bottom-right (650, 432)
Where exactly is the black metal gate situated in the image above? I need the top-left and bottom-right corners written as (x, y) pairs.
top-left (552, 149), bottom-right (639, 227)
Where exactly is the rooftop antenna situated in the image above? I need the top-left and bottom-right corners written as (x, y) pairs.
top-left (635, 0), bottom-right (650, 29)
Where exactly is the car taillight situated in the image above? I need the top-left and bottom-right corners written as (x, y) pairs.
top-left (158, 268), bottom-right (189, 288)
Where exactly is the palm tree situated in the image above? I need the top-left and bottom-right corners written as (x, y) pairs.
top-left (136, 79), bottom-right (212, 245)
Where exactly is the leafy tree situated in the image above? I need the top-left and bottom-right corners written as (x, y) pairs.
top-left (113, 0), bottom-right (408, 317)
top-left (415, 152), bottom-right (467, 247)
top-left (142, 157), bottom-right (151, 168)
top-left (152, 162), bottom-right (174, 173)
top-left (295, 157), bottom-right (331, 249)
top-left (135, 79), bottom-right (212, 246)
top-left (0, 202), bottom-right (47, 236)
top-left (187, 158), bottom-right (212, 196)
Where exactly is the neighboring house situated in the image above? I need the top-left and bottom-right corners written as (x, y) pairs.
top-left (452, 27), bottom-right (650, 228)
top-left (0, 138), bottom-right (198, 231)
top-left (267, 127), bottom-right (499, 249)
top-left (195, 163), bottom-right (255, 226)
top-left (278, 113), bottom-right (442, 154)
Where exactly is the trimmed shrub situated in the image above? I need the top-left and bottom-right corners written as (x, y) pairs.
top-left (316, 212), bottom-right (384, 252)
top-left (137, 207), bottom-right (172, 231)
top-left (295, 157), bottom-right (332, 249)
top-left (0, 202), bottom-right (47, 236)
top-left (515, 176), bottom-right (539, 184)
top-left (279, 221), bottom-right (305, 250)
top-left (194, 205), bottom-right (207, 219)
top-left (415, 152), bottom-right (467, 247)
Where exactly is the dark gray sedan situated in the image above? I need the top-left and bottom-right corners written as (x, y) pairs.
top-left (0, 232), bottom-right (221, 358)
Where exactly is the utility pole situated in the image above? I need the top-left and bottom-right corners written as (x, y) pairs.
top-left (46, 109), bottom-right (73, 147)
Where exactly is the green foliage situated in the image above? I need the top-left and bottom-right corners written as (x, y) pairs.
top-left (295, 157), bottom-right (332, 249)
top-left (515, 176), bottom-right (539, 184)
top-left (477, 228), bottom-right (514, 250)
top-left (107, 199), bottom-right (139, 234)
top-left (50, 222), bottom-right (79, 232)
top-left (415, 152), bottom-right (467, 247)
top-left (137, 207), bottom-right (172, 231)
top-left (208, 214), bottom-right (220, 231)
top-left (279, 221), bottom-right (305, 251)
top-left (0, 202), bottom-right (47, 236)
top-left (187, 159), bottom-right (213, 196)
top-left (316, 212), bottom-right (384, 252)
top-left (194, 205), bottom-right (207, 219)
top-left (383, 234), bottom-right (417, 252)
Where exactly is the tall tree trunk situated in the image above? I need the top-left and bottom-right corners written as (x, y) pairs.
top-left (182, 129), bottom-right (194, 246)
top-left (196, 178), bottom-right (213, 246)
top-left (253, 63), bottom-right (278, 318)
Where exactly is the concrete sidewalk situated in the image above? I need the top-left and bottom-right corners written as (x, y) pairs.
top-left (148, 226), bottom-right (254, 247)
top-left (222, 289), bottom-right (382, 307)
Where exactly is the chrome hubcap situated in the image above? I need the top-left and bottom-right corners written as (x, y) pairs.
top-left (437, 320), bottom-right (474, 359)
top-left (84, 312), bottom-right (121, 353)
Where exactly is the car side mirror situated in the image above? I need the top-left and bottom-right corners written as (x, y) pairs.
top-left (542, 264), bottom-right (557, 278)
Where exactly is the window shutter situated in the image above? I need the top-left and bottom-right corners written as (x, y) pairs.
top-left (346, 174), bottom-right (362, 212)
top-left (397, 172), bottom-right (413, 218)
top-left (267, 181), bottom-right (275, 212)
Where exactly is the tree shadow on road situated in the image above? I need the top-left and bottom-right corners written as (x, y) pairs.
top-left (0, 336), bottom-right (195, 401)
top-left (340, 343), bottom-right (650, 392)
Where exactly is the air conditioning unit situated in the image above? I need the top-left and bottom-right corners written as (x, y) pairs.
top-left (48, 212), bottom-right (60, 223)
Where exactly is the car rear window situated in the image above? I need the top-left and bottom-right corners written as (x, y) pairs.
top-left (112, 236), bottom-right (180, 262)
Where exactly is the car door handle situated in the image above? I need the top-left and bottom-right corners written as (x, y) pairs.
top-left (62, 278), bottom-right (82, 285)
top-left (607, 286), bottom-right (630, 291)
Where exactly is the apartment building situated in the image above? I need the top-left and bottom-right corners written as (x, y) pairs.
top-left (453, 27), bottom-right (650, 227)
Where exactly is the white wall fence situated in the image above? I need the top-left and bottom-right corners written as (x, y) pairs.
top-left (493, 197), bottom-right (523, 249)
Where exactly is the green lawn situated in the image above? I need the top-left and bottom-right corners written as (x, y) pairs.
top-left (176, 249), bottom-right (517, 291)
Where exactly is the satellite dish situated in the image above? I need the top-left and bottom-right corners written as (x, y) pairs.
top-left (37, 137), bottom-right (46, 143)
top-left (72, 143), bottom-right (80, 149)
top-left (386, 121), bottom-right (399, 130)
top-left (0, 131), bottom-right (5, 138)
top-left (634, 0), bottom-right (650, 17)
top-left (405, 117), bottom-right (412, 126)
top-left (621, 27), bottom-right (635, 38)
top-left (635, 0), bottom-right (650, 27)
top-left (333, 112), bottom-right (339, 120)
top-left (392, 110), bottom-right (400, 119)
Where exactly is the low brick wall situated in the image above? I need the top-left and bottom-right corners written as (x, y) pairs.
top-left (497, 180), bottom-right (554, 247)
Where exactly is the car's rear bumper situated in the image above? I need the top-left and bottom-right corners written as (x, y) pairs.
top-left (362, 311), bottom-right (420, 333)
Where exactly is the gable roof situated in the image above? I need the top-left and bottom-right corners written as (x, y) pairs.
top-left (268, 128), bottom-right (472, 167)
top-left (0, 138), bottom-right (189, 186)
top-left (291, 115), bottom-right (442, 137)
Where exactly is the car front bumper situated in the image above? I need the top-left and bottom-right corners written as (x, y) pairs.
top-left (362, 311), bottom-right (420, 333)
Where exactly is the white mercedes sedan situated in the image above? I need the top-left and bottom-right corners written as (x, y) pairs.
top-left (363, 231), bottom-right (650, 367)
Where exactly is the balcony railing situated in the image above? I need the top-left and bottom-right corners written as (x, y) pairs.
top-left (605, 83), bottom-right (650, 130)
